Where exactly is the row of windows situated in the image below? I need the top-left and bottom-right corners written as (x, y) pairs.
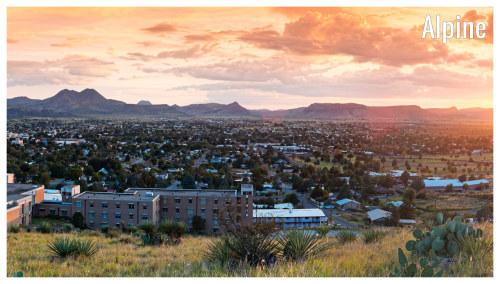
top-left (88, 202), bottom-right (147, 210)
top-left (87, 211), bottom-right (149, 221)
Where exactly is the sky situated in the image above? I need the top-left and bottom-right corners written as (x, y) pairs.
top-left (7, 7), bottom-right (493, 110)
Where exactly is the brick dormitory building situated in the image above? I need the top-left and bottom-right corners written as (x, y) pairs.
top-left (7, 174), bottom-right (254, 234)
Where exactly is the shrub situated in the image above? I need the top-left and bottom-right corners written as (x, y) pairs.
top-left (278, 230), bottom-right (330, 262)
top-left (315, 225), bottom-right (331, 238)
top-left (8, 225), bottom-right (21, 233)
top-left (71, 212), bottom-right (85, 229)
top-left (336, 230), bottom-right (357, 244)
top-left (47, 237), bottom-right (98, 258)
top-left (159, 221), bottom-right (186, 239)
top-left (62, 224), bottom-right (73, 233)
top-left (362, 230), bottom-right (386, 244)
top-left (191, 216), bottom-right (205, 234)
top-left (37, 222), bottom-right (52, 234)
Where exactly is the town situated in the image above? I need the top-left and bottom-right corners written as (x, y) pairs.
top-left (7, 119), bottom-right (492, 230)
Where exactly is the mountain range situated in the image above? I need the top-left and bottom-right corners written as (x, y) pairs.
top-left (7, 89), bottom-right (492, 122)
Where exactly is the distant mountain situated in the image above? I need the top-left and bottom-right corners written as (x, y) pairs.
top-left (7, 89), bottom-right (492, 122)
top-left (137, 100), bottom-right (152, 106)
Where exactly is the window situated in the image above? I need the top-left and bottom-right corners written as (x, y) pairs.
top-left (129, 213), bottom-right (134, 219)
top-left (175, 208), bottom-right (180, 214)
top-left (143, 204), bottom-right (147, 210)
top-left (200, 198), bottom-right (207, 206)
top-left (61, 210), bottom-right (68, 217)
top-left (188, 198), bottom-right (193, 204)
top-left (88, 212), bottom-right (95, 219)
top-left (49, 209), bottom-right (56, 216)
top-left (128, 203), bottom-right (135, 209)
top-left (162, 207), bottom-right (168, 214)
top-left (102, 212), bottom-right (108, 219)
top-left (214, 199), bottom-right (218, 205)
top-left (90, 202), bottom-right (94, 208)
top-left (115, 212), bottom-right (121, 219)
top-left (187, 208), bottom-right (194, 217)
top-left (102, 202), bottom-right (108, 208)
top-left (213, 209), bottom-right (219, 215)
top-left (75, 201), bottom-right (82, 208)
top-left (175, 198), bottom-right (181, 204)
top-left (142, 215), bottom-right (148, 220)
top-left (116, 203), bottom-right (120, 209)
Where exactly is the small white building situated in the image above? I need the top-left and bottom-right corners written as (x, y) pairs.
top-left (253, 208), bottom-right (328, 229)
top-left (367, 209), bottom-right (392, 223)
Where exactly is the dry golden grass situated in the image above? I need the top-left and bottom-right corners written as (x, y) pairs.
top-left (7, 224), bottom-right (492, 277)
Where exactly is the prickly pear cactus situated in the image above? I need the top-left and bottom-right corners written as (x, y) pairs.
top-left (393, 212), bottom-right (483, 277)
top-left (406, 213), bottom-right (482, 258)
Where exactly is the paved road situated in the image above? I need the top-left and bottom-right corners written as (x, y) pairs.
top-left (296, 192), bottom-right (359, 229)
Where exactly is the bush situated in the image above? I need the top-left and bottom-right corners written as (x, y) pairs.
top-left (47, 237), bottom-right (98, 258)
top-left (191, 216), bottom-right (205, 234)
top-left (8, 225), bottom-right (21, 233)
top-left (278, 230), bottom-right (331, 262)
top-left (62, 224), bottom-right (73, 233)
top-left (71, 212), bottom-right (85, 229)
top-left (315, 225), bottom-right (331, 238)
top-left (159, 221), bottom-right (186, 240)
top-left (205, 238), bottom-right (235, 267)
top-left (362, 230), bottom-right (386, 244)
top-left (336, 230), bottom-right (357, 244)
top-left (37, 222), bottom-right (52, 234)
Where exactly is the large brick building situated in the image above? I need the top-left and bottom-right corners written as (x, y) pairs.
top-left (6, 172), bottom-right (254, 234)
top-left (7, 183), bottom-right (45, 226)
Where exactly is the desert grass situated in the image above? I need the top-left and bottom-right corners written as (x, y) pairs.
top-left (7, 224), bottom-right (492, 277)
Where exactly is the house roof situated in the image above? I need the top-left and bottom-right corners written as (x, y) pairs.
top-left (253, 208), bottom-right (326, 218)
top-left (336, 198), bottom-right (359, 206)
top-left (423, 178), bottom-right (489, 189)
top-left (367, 209), bottom-right (392, 221)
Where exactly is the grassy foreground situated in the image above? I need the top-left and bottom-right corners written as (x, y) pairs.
top-left (7, 225), bottom-right (492, 277)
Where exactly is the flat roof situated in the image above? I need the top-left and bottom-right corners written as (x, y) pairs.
top-left (424, 178), bottom-right (489, 188)
top-left (126, 188), bottom-right (238, 198)
top-left (7, 183), bottom-right (43, 203)
top-left (74, 191), bottom-right (157, 202)
top-left (253, 208), bottom-right (326, 218)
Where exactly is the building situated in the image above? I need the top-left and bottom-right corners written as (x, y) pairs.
top-left (7, 173), bottom-right (15, 183)
top-left (35, 185), bottom-right (80, 218)
top-left (423, 178), bottom-right (490, 191)
top-left (335, 198), bottom-right (362, 210)
top-left (124, 185), bottom-right (254, 234)
top-left (367, 209), bottom-right (392, 224)
top-left (253, 208), bottom-right (328, 229)
top-left (7, 183), bottom-right (45, 226)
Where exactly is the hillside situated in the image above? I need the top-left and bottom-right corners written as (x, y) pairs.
top-left (7, 224), bottom-right (492, 277)
top-left (7, 89), bottom-right (492, 121)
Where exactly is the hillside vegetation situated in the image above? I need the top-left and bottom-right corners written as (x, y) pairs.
top-left (7, 223), bottom-right (492, 277)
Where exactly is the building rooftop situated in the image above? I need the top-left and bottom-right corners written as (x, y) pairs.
top-left (7, 183), bottom-right (42, 203)
top-left (423, 178), bottom-right (489, 189)
top-left (253, 208), bottom-right (326, 218)
top-left (367, 209), bottom-right (392, 221)
top-left (336, 198), bottom-right (359, 206)
top-left (126, 187), bottom-right (239, 198)
top-left (74, 191), bottom-right (158, 202)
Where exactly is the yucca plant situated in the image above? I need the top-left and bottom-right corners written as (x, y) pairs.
top-left (205, 237), bottom-right (236, 267)
top-left (47, 237), bottom-right (98, 258)
top-left (362, 229), bottom-right (386, 244)
top-left (37, 222), bottom-right (52, 234)
top-left (336, 230), bottom-right (357, 244)
top-left (278, 230), bottom-right (331, 262)
top-left (315, 225), bottom-right (331, 238)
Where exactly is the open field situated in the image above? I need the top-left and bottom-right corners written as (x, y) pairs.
top-left (7, 224), bottom-right (492, 277)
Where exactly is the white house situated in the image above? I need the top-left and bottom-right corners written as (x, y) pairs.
top-left (367, 209), bottom-right (392, 223)
top-left (253, 208), bottom-right (328, 229)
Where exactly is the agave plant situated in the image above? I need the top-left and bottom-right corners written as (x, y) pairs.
top-left (48, 237), bottom-right (98, 258)
top-left (278, 230), bottom-right (331, 262)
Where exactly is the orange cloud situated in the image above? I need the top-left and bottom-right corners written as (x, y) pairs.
top-left (141, 22), bottom-right (176, 34)
top-left (240, 11), bottom-right (468, 66)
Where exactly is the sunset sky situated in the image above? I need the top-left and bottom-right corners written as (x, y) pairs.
top-left (7, 7), bottom-right (493, 109)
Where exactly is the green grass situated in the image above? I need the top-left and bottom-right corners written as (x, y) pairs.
top-left (7, 224), bottom-right (492, 277)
